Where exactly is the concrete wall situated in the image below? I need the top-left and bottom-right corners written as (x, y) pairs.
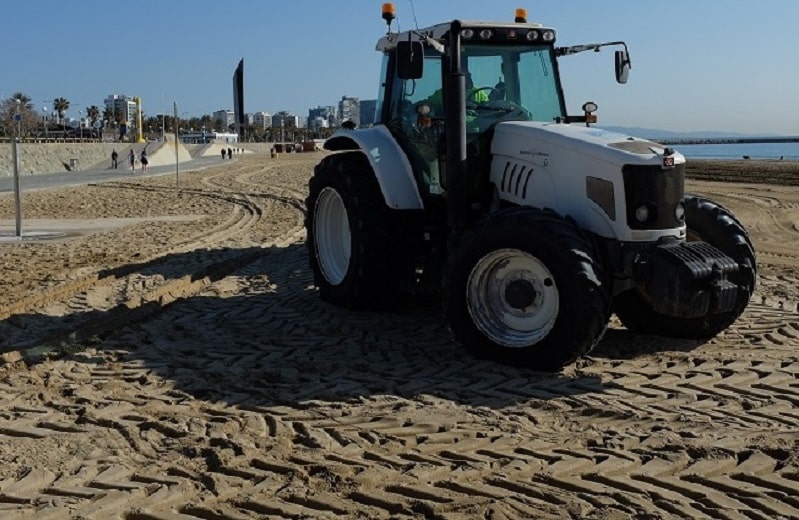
top-left (0, 143), bottom-right (126, 176)
top-left (0, 141), bottom-right (314, 177)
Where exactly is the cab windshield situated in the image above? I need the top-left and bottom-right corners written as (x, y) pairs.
top-left (463, 43), bottom-right (565, 124)
top-left (386, 42), bottom-right (566, 127)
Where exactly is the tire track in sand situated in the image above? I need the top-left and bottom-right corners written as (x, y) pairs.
top-left (5, 237), bottom-right (794, 518)
top-left (0, 168), bottom-right (307, 361)
top-left (0, 157), bottom-right (796, 518)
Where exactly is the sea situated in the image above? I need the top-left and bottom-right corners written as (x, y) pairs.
top-left (668, 141), bottom-right (799, 161)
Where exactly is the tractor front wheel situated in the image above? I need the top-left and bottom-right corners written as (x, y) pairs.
top-left (443, 208), bottom-right (610, 372)
top-left (614, 194), bottom-right (757, 338)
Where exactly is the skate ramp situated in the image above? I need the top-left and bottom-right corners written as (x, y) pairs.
top-left (92, 140), bottom-right (192, 170)
top-left (193, 143), bottom-right (250, 158)
top-left (141, 140), bottom-right (192, 166)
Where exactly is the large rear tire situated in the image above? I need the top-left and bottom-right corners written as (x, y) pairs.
top-left (305, 153), bottom-right (418, 309)
top-left (614, 194), bottom-right (757, 338)
top-left (443, 208), bottom-right (610, 372)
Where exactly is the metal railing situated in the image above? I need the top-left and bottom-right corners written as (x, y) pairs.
top-left (0, 136), bottom-right (104, 144)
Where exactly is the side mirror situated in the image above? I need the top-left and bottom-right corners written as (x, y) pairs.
top-left (397, 40), bottom-right (423, 79)
top-left (615, 49), bottom-right (631, 84)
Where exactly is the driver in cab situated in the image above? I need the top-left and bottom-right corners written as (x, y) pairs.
top-left (417, 72), bottom-right (490, 119)
top-left (415, 72), bottom-right (500, 134)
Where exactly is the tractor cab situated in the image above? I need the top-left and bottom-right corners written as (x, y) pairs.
top-left (379, 18), bottom-right (564, 199)
top-left (376, 6), bottom-right (630, 229)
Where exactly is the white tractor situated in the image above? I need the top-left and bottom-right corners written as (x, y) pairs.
top-left (305, 5), bottom-right (756, 371)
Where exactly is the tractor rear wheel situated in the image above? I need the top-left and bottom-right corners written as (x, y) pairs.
top-left (614, 194), bottom-right (756, 338)
top-left (443, 207), bottom-right (610, 372)
top-left (305, 152), bottom-right (418, 309)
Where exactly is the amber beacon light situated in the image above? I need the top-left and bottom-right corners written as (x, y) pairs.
top-left (515, 8), bottom-right (527, 23)
top-left (382, 3), bottom-right (396, 24)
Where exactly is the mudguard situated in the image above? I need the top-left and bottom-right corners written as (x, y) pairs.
top-left (324, 125), bottom-right (424, 209)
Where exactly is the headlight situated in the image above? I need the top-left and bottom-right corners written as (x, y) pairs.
top-left (479, 29), bottom-right (494, 40)
top-left (526, 30), bottom-right (539, 41)
top-left (461, 28), bottom-right (474, 39)
top-left (542, 30), bottom-right (555, 42)
top-left (635, 204), bottom-right (650, 223)
top-left (675, 201), bottom-right (686, 221)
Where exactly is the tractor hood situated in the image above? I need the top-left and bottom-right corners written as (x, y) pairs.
top-left (491, 121), bottom-right (685, 167)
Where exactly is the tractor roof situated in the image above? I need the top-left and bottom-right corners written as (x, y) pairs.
top-left (376, 20), bottom-right (555, 52)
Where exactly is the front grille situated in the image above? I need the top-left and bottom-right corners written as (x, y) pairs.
top-left (622, 163), bottom-right (684, 229)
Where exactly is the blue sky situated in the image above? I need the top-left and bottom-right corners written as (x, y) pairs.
top-left (2, 0), bottom-right (797, 135)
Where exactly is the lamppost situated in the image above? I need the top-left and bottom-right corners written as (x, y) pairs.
top-left (15, 99), bottom-right (21, 137)
top-left (79, 109), bottom-right (84, 140)
top-left (11, 99), bottom-right (23, 236)
top-left (43, 105), bottom-right (49, 139)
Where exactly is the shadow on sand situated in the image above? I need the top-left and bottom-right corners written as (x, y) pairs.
top-left (0, 243), bottom-right (705, 410)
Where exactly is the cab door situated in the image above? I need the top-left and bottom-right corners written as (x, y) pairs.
top-left (384, 51), bottom-right (446, 195)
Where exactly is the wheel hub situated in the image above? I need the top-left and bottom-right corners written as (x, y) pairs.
top-left (466, 248), bottom-right (559, 348)
top-left (504, 279), bottom-right (537, 309)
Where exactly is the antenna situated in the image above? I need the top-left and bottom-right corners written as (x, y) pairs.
top-left (408, 0), bottom-right (419, 29)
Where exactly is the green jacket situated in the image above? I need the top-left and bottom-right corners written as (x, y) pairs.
top-left (424, 87), bottom-right (490, 115)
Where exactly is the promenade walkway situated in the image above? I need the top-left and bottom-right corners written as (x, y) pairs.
top-left (0, 153), bottom-right (225, 194)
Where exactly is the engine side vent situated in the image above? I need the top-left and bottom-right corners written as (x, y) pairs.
top-left (500, 161), bottom-right (535, 199)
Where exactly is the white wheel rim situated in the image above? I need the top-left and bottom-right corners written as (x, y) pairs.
top-left (314, 187), bottom-right (351, 285)
top-left (466, 248), bottom-right (559, 348)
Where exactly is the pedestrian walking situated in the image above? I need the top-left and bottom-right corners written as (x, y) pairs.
top-left (221, 148), bottom-right (226, 160)
top-left (140, 149), bottom-right (149, 172)
top-left (111, 149), bottom-right (119, 169)
top-left (227, 147), bottom-right (232, 160)
top-left (128, 149), bottom-right (136, 172)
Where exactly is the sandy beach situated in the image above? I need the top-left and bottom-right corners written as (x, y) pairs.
top-left (0, 153), bottom-right (797, 519)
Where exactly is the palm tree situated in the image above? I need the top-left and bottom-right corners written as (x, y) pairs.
top-left (101, 106), bottom-right (114, 136)
top-left (144, 115), bottom-right (163, 136)
top-left (86, 105), bottom-right (100, 126)
top-left (200, 114), bottom-right (213, 130)
top-left (53, 97), bottom-right (70, 125)
top-left (9, 92), bottom-right (33, 110)
top-left (1, 94), bottom-right (39, 137)
top-left (82, 105), bottom-right (100, 138)
top-left (1, 93), bottom-right (37, 136)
